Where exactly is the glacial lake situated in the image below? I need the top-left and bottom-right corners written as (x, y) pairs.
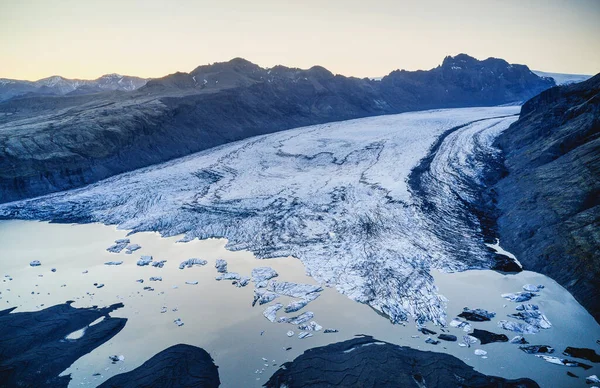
top-left (0, 219), bottom-right (598, 387)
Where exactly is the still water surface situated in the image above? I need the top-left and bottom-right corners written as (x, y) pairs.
top-left (0, 220), bottom-right (598, 387)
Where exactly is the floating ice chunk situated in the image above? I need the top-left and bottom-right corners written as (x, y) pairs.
top-left (136, 279), bottom-right (144, 283)
top-left (253, 289), bottom-right (278, 306)
top-left (107, 239), bottom-right (129, 253)
top-left (461, 335), bottom-right (478, 348)
top-left (95, 283), bottom-right (104, 289)
top-left (160, 307), bottom-right (167, 313)
top-left (286, 330), bottom-right (295, 337)
top-left (501, 292), bottom-right (536, 303)
top-left (174, 318), bottom-right (184, 327)
top-left (298, 332), bottom-right (312, 339)
top-left (522, 284), bottom-right (539, 292)
top-left (185, 281), bottom-right (199, 285)
top-left (233, 277), bottom-right (250, 287)
top-left (587, 375), bottom-right (600, 384)
top-left (449, 318), bottom-right (472, 332)
top-left (215, 272), bottom-right (241, 281)
top-left (143, 286), bottom-right (154, 291)
top-left (284, 292), bottom-right (320, 313)
top-left (286, 311), bottom-right (314, 325)
top-left (137, 256), bottom-right (153, 266)
top-left (324, 328), bottom-right (339, 333)
top-left (297, 321), bottom-right (322, 332)
top-left (151, 260), bottom-right (166, 268)
top-left (498, 320), bottom-right (539, 334)
top-left (458, 307), bottom-right (495, 321)
top-left (82, 270), bottom-right (88, 274)
top-left (179, 258), bottom-right (208, 269)
top-left (508, 310), bottom-right (552, 330)
top-left (29, 260), bottom-right (41, 267)
top-left (104, 261), bottom-right (123, 266)
top-left (215, 259), bottom-right (227, 273)
top-left (535, 355), bottom-right (592, 369)
top-left (474, 349), bottom-right (487, 356)
top-left (263, 303), bottom-right (283, 322)
top-left (125, 244), bottom-right (141, 254)
top-left (519, 345), bottom-right (554, 354)
top-left (268, 281), bottom-right (323, 298)
top-left (51, 268), bottom-right (56, 272)
top-left (251, 267), bottom-right (279, 284)
top-left (425, 337), bottom-right (440, 345)
top-left (515, 303), bottom-right (539, 311)
top-left (149, 277), bottom-right (162, 282)
top-left (510, 336), bottom-right (528, 344)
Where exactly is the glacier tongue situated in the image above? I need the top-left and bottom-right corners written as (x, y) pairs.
top-left (0, 106), bottom-right (520, 324)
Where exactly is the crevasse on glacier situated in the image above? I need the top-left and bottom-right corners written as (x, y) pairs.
top-left (0, 106), bottom-right (520, 324)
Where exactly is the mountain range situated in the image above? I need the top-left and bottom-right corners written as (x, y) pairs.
top-left (0, 74), bottom-right (147, 101)
top-left (0, 53), bottom-right (557, 203)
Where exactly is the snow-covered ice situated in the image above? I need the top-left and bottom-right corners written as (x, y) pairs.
top-left (0, 106), bottom-right (520, 324)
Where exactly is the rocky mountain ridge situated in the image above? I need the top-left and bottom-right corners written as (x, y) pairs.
top-left (0, 73), bottom-right (147, 101)
top-left (0, 54), bottom-right (554, 203)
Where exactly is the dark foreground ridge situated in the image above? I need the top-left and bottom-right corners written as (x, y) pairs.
top-left (492, 73), bottom-right (600, 322)
top-left (264, 335), bottom-right (539, 388)
top-left (99, 344), bottom-right (220, 388)
top-left (0, 301), bottom-right (126, 387)
top-left (0, 53), bottom-right (553, 204)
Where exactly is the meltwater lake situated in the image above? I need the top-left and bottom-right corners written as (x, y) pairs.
top-left (1, 219), bottom-right (598, 387)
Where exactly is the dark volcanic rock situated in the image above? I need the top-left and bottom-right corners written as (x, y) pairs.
top-left (519, 345), bottom-right (554, 354)
top-left (0, 301), bottom-right (126, 387)
top-left (419, 327), bottom-right (437, 335)
top-left (470, 329), bottom-right (509, 345)
top-left (458, 307), bottom-right (496, 322)
top-left (492, 73), bottom-right (600, 322)
top-left (99, 344), bottom-right (220, 388)
top-left (264, 335), bottom-right (539, 388)
top-left (562, 346), bottom-right (600, 363)
top-left (0, 54), bottom-right (554, 204)
top-left (438, 334), bottom-right (458, 342)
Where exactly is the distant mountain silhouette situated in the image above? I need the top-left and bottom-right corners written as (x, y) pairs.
top-left (0, 54), bottom-right (554, 203)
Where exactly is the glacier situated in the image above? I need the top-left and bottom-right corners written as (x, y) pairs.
top-left (0, 106), bottom-right (520, 324)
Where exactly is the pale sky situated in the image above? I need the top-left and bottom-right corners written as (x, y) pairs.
top-left (1, 0), bottom-right (599, 80)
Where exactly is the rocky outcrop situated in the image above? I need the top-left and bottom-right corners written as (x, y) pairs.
top-left (0, 301), bottom-right (126, 387)
top-left (492, 73), bottom-right (600, 322)
top-left (264, 335), bottom-right (539, 387)
top-left (0, 54), bottom-right (553, 203)
top-left (99, 344), bottom-right (220, 388)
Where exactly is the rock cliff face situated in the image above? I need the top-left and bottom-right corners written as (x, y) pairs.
top-left (493, 73), bottom-right (600, 322)
top-left (265, 335), bottom-right (539, 387)
top-left (0, 54), bottom-right (553, 203)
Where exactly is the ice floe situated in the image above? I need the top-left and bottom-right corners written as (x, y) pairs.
top-left (179, 258), bottom-right (208, 269)
top-left (263, 303), bottom-right (283, 322)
